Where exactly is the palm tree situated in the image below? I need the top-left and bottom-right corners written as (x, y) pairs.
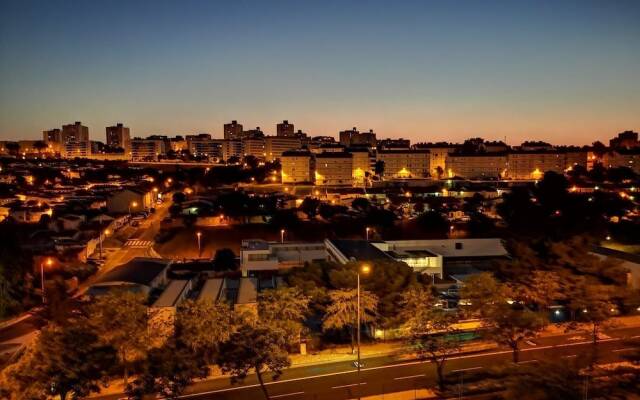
top-left (323, 289), bottom-right (378, 353)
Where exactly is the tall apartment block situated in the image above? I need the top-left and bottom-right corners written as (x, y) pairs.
top-left (106, 123), bottom-right (131, 153)
top-left (276, 120), bottom-right (295, 137)
top-left (224, 120), bottom-right (244, 139)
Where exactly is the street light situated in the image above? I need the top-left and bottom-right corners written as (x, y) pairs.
top-left (365, 227), bottom-right (370, 241)
top-left (196, 231), bottom-right (202, 257)
top-left (356, 263), bottom-right (371, 397)
top-left (40, 258), bottom-right (53, 303)
top-left (280, 229), bottom-right (285, 243)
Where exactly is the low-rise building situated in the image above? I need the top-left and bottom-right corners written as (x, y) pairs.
top-left (603, 149), bottom-right (640, 174)
top-left (240, 239), bottom-right (327, 275)
top-left (106, 188), bottom-right (154, 213)
top-left (88, 258), bottom-right (170, 296)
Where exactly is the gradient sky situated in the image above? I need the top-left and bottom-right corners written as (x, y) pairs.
top-left (1, 0), bottom-right (639, 145)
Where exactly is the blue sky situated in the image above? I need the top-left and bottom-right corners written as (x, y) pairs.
top-left (1, 0), bottom-right (639, 144)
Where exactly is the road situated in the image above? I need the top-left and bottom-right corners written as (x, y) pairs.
top-left (94, 326), bottom-right (640, 400)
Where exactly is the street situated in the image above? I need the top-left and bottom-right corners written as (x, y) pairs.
top-left (93, 326), bottom-right (640, 400)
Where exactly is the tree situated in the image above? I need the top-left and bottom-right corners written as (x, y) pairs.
top-left (435, 166), bottom-right (444, 180)
top-left (351, 197), bottom-right (371, 212)
top-left (213, 248), bottom-right (237, 271)
top-left (176, 299), bottom-right (236, 361)
top-left (322, 289), bottom-right (378, 353)
top-left (400, 286), bottom-right (437, 332)
top-left (299, 197), bottom-right (320, 219)
top-left (172, 191), bottom-right (186, 204)
top-left (5, 142), bottom-right (20, 156)
top-left (502, 358), bottom-right (586, 400)
top-left (88, 291), bottom-right (150, 386)
top-left (512, 270), bottom-right (562, 309)
top-left (217, 324), bottom-right (291, 400)
top-left (415, 211), bottom-right (449, 236)
top-left (411, 311), bottom-right (461, 391)
top-left (462, 273), bottom-right (547, 363)
top-left (258, 287), bottom-right (310, 348)
top-left (33, 140), bottom-right (48, 152)
top-left (126, 340), bottom-right (209, 399)
top-left (374, 160), bottom-right (385, 177)
top-left (2, 323), bottom-right (116, 400)
top-left (567, 278), bottom-right (616, 349)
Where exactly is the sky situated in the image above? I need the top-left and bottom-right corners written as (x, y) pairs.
top-left (1, 0), bottom-right (639, 145)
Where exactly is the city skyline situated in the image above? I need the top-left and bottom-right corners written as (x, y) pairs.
top-left (1, 0), bottom-right (639, 144)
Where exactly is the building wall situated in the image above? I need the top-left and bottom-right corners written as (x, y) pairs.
top-left (131, 139), bottom-right (165, 161)
top-left (506, 152), bottom-right (564, 180)
top-left (281, 153), bottom-right (313, 183)
top-left (242, 137), bottom-right (266, 159)
top-left (428, 147), bottom-right (455, 178)
top-left (222, 139), bottom-right (242, 161)
top-left (377, 150), bottom-right (430, 179)
top-left (350, 150), bottom-right (372, 185)
top-left (265, 136), bottom-right (301, 162)
top-left (315, 154), bottom-right (353, 186)
top-left (445, 154), bottom-right (507, 179)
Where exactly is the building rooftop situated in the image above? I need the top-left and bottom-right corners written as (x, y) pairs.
top-left (152, 279), bottom-right (191, 308)
top-left (93, 257), bottom-right (170, 287)
top-left (328, 239), bottom-right (391, 262)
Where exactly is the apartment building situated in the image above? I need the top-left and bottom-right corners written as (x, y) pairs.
top-left (105, 123), bottom-right (131, 153)
top-left (603, 149), bottom-right (640, 174)
top-left (445, 153), bottom-right (508, 179)
top-left (222, 139), bottom-right (242, 162)
top-left (223, 120), bottom-right (243, 139)
top-left (276, 120), bottom-right (295, 137)
top-left (280, 150), bottom-right (314, 183)
top-left (242, 136), bottom-right (266, 159)
top-left (63, 140), bottom-right (91, 158)
top-left (265, 136), bottom-right (302, 162)
top-left (377, 149), bottom-right (430, 179)
top-left (314, 152), bottom-right (353, 186)
top-left (349, 148), bottom-right (373, 185)
top-left (131, 138), bottom-right (166, 161)
top-left (506, 151), bottom-right (564, 180)
top-left (186, 134), bottom-right (223, 159)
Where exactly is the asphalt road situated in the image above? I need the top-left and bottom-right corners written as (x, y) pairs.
top-left (95, 326), bottom-right (640, 400)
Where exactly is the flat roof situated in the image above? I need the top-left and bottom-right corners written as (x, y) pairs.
top-left (197, 278), bottom-right (224, 302)
top-left (384, 239), bottom-right (508, 259)
top-left (152, 279), bottom-right (190, 308)
top-left (237, 278), bottom-right (258, 304)
top-left (328, 239), bottom-right (391, 262)
top-left (93, 258), bottom-right (169, 287)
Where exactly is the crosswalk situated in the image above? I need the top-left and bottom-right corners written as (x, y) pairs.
top-left (125, 239), bottom-right (153, 248)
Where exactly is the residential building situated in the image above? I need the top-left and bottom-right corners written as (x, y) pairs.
top-left (603, 148), bottom-right (640, 173)
top-left (170, 136), bottom-right (187, 152)
top-left (186, 134), bottom-right (223, 159)
top-left (378, 138), bottom-right (411, 149)
top-left (242, 136), bottom-right (266, 159)
top-left (506, 151), bottom-right (564, 180)
top-left (339, 127), bottom-right (377, 147)
top-left (445, 153), bottom-right (508, 179)
top-left (281, 150), bottom-right (314, 183)
top-left (131, 138), bottom-right (166, 161)
top-left (377, 149), bottom-right (430, 179)
top-left (265, 135), bottom-right (302, 161)
top-left (610, 130), bottom-right (639, 149)
top-left (223, 120), bottom-right (243, 139)
top-left (314, 152), bottom-right (353, 186)
top-left (63, 140), bottom-right (91, 158)
top-left (61, 121), bottom-right (89, 143)
top-left (43, 128), bottom-right (62, 143)
top-left (222, 139), bottom-right (242, 161)
top-left (106, 123), bottom-right (131, 152)
top-left (106, 187), bottom-right (154, 213)
top-left (276, 120), bottom-right (295, 137)
top-left (349, 148), bottom-right (373, 185)
top-left (413, 143), bottom-right (457, 179)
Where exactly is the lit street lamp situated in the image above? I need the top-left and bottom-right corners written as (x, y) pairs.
top-left (356, 263), bottom-right (371, 397)
top-left (365, 227), bottom-right (370, 241)
top-left (40, 258), bottom-right (53, 303)
top-left (280, 229), bottom-right (285, 243)
top-left (196, 231), bottom-right (202, 257)
top-left (128, 201), bottom-right (138, 224)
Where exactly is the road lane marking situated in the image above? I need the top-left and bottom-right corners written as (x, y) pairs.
top-left (518, 360), bottom-right (538, 364)
top-left (562, 355), bottom-right (577, 358)
top-left (138, 336), bottom-right (630, 399)
top-left (631, 335), bottom-right (640, 339)
top-left (525, 340), bottom-right (537, 346)
top-left (271, 392), bottom-right (305, 398)
top-left (394, 374), bottom-right (425, 380)
top-left (452, 367), bottom-right (483, 373)
top-left (332, 382), bottom-right (367, 389)
top-left (612, 348), bottom-right (637, 353)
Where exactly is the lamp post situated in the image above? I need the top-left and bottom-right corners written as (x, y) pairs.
top-left (40, 258), bottom-right (53, 303)
top-left (280, 229), bottom-right (285, 243)
top-left (356, 263), bottom-right (371, 398)
top-left (365, 227), bottom-right (370, 241)
top-left (128, 201), bottom-right (138, 224)
top-left (196, 231), bottom-right (202, 257)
